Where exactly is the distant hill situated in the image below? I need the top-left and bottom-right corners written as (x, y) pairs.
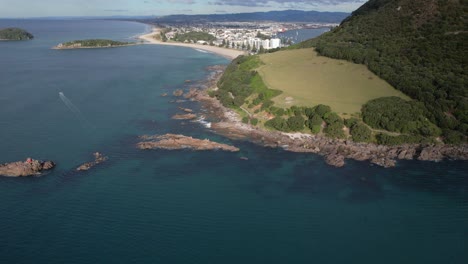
top-left (0, 28), bottom-right (33, 40)
top-left (149, 10), bottom-right (349, 23)
top-left (294, 0), bottom-right (467, 143)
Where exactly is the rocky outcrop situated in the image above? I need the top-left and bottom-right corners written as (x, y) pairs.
top-left (172, 113), bottom-right (197, 120)
top-left (325, 154), bottom-right (345, 167)
top-left (178, 107), bottom-right (193, 113)
top-left (0, 158), bottom-right (55, 177)
top-left (210, 120), bottom-right (468, 167)
top-left (76, 152), bottom-right (108, 171)
top-left (176, 65), bottom-right (468, 168)
top-left (137, 134), bottom-right (239, 152)
top-left (173, 89), bottom-right (184, 97)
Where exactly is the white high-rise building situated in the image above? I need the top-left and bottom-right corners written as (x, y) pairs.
top-left (262, 39), bottom-right (270, 49)
top-left (270, 38), bottom-right (281, 49)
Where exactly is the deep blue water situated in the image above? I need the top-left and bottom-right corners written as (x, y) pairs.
top-left (0, 20), bottom-right (467, 264)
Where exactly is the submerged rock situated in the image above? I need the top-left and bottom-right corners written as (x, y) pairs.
top-left (137, 134), bottom-right (239, 152)
top-left (178, 107), bottom-right (193, 113)
top-left (173, 89), bottom-right (184, 97)
top-left (76, 152), bottom-right (108, 171)
top-left (172, 113), bottom-right (197, 120)
top-left (0, 158), bottom-right (55, 177)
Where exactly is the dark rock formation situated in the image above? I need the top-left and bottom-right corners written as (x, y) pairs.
top-left (325, 154), bottom-right (345, 167)
top-left (0, 158), bottom-right (55, 177)
top-left (76, 152), bottom-right (108, 171)
top-left (173, 89), bottom-right (184, 97)
top-left (172, 113), bottom-right (197, 120)
top-left (178, 107), bottom-right (193, 113)
top-left (137, 134), bottom-right (239, 152)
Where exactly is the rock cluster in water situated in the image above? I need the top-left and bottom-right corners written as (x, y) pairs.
top-left (172, 113), bottom-right (197, 120)
top-left (0, 158), bottom-right (55, 177)
top-left (76, 152), bottom-right (108, 171)
top-left (137, 134), bottom-right (239, 152)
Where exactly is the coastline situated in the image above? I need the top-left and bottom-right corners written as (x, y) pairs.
top-left (182, 65), bottom-right (468, 168)
top-left (137, 27), bottom-right (245, 60)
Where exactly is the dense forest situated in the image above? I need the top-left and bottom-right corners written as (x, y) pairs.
top-left (294, 0), bottom-right (467, 143)
top-left (0, 28), bottom-right (33, 40)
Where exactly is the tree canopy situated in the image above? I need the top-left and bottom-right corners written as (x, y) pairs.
top-left (293, 0), bottom-right (467, 142)
top-left (0, 28), bottom-right (33, 40)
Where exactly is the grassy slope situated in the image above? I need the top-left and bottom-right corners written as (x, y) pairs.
top-left (257, 48), bottom-right (409, 113)
top-left (293, 0), bottom-right (467, 140)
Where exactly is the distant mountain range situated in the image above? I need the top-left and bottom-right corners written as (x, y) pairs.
top-left (150, 10), bottom-right (350, 23)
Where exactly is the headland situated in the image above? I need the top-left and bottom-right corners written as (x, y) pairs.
top-left (176, 65), bottom-right (468, 168)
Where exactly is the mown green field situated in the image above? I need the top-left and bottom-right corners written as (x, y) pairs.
top-left (257, 48), bottom-right (409, 114)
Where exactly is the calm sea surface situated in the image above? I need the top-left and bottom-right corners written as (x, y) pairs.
top-left (278, 27), bottom-right (330, 44)
top-left (0, 20), bottom-right (467, 264)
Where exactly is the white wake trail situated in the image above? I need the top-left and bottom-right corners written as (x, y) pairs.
top-left (59, 92), bottom-right (92, 127)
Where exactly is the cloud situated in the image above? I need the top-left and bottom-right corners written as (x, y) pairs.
top-left (103, 9), bottom-right (129, 12)
top-left (145, 0), bottom-right (196, 4)
top-left (209, 0), bottom-right (365, 7)
top-left (166, 0), bottom-right (196, 4)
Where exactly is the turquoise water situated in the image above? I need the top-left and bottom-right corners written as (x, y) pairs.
top-left (0, 20), bottom-right (467, 264)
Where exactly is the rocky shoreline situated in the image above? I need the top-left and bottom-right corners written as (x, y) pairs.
top-left (0, 158), bottom-right (55, 177)
top-left (137, 134), bottom-right (239, 152)
top-left (178, 65), bottom-right (468, 168)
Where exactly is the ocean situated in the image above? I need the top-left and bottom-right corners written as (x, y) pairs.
top-left (0, 19), bottom-right (467, 264)
top-left (278, 27), bottom-right (330, 44)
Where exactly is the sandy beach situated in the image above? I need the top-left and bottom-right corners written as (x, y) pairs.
top-left (138, 28), bottom-right (245, 60)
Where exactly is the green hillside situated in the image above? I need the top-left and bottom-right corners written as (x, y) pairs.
top-left (293, 0), bottom-right (467, 143)
top-left (0, 28), bottom-right (34, 40)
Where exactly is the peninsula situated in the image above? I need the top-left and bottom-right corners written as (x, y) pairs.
top-left (54, 39), bottom-right (136, 49)
top-left (0, 28), bottom-right (34, 41)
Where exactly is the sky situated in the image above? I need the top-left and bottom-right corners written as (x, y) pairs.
top-left (0, 0), bottom-right (368, 18)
